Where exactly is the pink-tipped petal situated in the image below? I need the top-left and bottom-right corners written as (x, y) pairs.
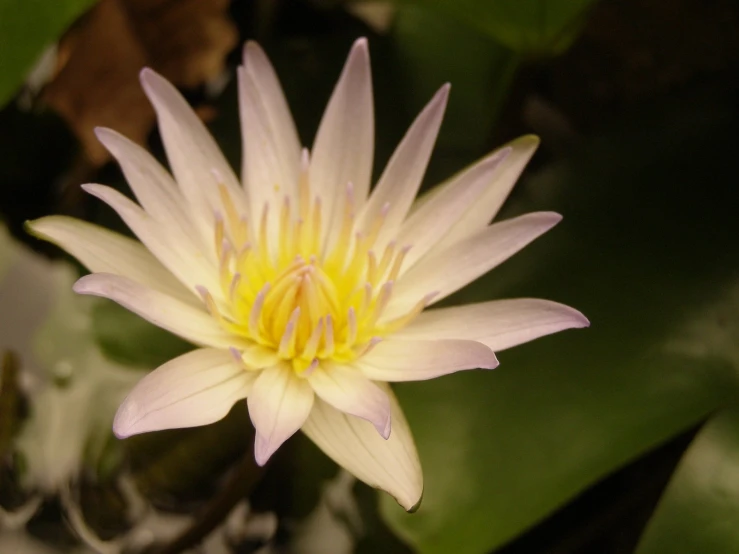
top-left (308, 362), bottom-right (391, 438)
top-left (139, 68), bottom-right (247, 222)
top-left (239, 42), bottom-right (302, 219)
top-left (26, 216), bottom-right (195, 305)
top-left (398, 145), bottom-right (511, 270)
top-left (73, 273), bottom-right (237, 349)
top-left (113, 348), bottom-right (253, 438)
top-left (357, 338), bottom-right (498, 382)
top-left (310, 38), bottom-right (374, 241)
top-left (94, 127), bottom-right (212, 255)
top-left (247, 364), bottom-right (314, 465)
top-left (436, 135), bottom-right (540, 248)
top-left (302, 384), bottom-right (422, 512)
top-left (390, 211), bottom-right (563, 315)
top-left (396, 298), bottom-right (590, 351)
top-left (81, 183), bottom-right (220, 295)
top-left (357, 84), bottom-right (449, 251)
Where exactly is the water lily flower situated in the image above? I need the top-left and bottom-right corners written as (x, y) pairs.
top-left (28, 38), bottom-right (588, 511)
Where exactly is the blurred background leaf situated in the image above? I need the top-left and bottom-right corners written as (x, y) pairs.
top-left (635, 407), bottom-right (739, 554)
top-left (0, 0), bottom-right (98, 106)
top-left (92, 301), bottom-right (192, 369)
top-left (395, 0), bottom-right (597, 56)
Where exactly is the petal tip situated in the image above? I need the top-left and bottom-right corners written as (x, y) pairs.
top-left (406, 491), bottom-right (423, 513)
top-left (23, 218), bottom-right (41, 237)
top-left (243, 40), bottom-right (265, 64)
top-left (378, 415), bottom-right (392, 440)
top-left (138, 67), bottom-right (158, 86)
top-left (513, 134), bottom-right (541, 148)
top-left (112, 399), bottom-right (139, 439)
top-left (482, 351), bottom-right (500, 370)
top-left (573, 310), bottom-right (591, 328)
top-left (254, 433), bottom-right (275, 466)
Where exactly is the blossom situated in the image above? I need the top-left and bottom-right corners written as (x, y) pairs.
top-left (28, 38), bottom-right (588, 511)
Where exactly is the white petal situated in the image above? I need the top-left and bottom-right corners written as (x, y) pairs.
top-left (395, 298), bottom-right (590, 351)
top-left (247, 364), bottom-right (315, 466)
top-left (113, 348), bottom-right (253, 438)
top-left (73, 273), bottom-right (239, 349)
top-left (239, 42), bottom-right (302, 222)
top-left (390, 211), bottom-right (562, 315)
top-left (356, 338), bottom-right (498, 382)
top-left (82, 183), bottom-right (220, 295)
top-left (139, 68), bottom-right (247, 222)
top-left (26, 216), bottom-right (196, 305)
top-left (398, 145), bottom-right (511, 270)
top-left (436, 135), bottom-right (540, 249)
top-left (301, 384), bottom-right (422, 511)
top-left (308, 362), bottom-right (391, 438)
top-left (309, 38), bottom-right (374, 242)
top-left (94, 127), bottom-right (213, 255)
top-left (357, 85), bottom-right (449, 250)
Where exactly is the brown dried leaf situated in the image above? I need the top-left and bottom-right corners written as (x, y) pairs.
top-left (42, 0), bottom-right (237, 165)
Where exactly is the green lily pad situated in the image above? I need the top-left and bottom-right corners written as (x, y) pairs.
top-left (635, 406), bottom-right (739, 554)
top-left (396, 0), bottom-right (597, 56)
top-left (92, 300), bottom-right (192, 369)
top-left (0, 0), bottom-right (98, 106)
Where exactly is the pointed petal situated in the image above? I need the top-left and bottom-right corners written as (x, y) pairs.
top-left (437, 135), bottom-right (540, 249)
top-left (398, 145), bottom-right (510, 270)
top-left (357, 85), bottom-right (449, 250)
top-left (357, 339), bottom-right (498, 382)
top-left (94, 127), bottom-right (212, 254)
top-left (390, 212), bottom-right (562, 315)
top-left (82, 183), bottom-right (220, 295)
top-left (140, 68), bottom-right (247, 221)
top-left (302, 384), bottom-right (423, 511)
top-left (73, 273), bottom-right (239, 349)
top-left (247, 364), bottom-right (314, 465)
top-left (239, 42), bottom-right (302, 222)
top-left (308, 362), bottom-right (391, 438)
top-left (395, 298), bottom-right (590, 351)
top-left (26, 216), bottom-right (196, 305)
top-left (309, 38), bottom-right (374, 241)
top-left (113, 348), bottom-right (253, 438)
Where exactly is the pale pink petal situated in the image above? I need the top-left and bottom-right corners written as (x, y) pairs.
top-left (301, 384), bottom-right (422, 511)
top-left (26, 216), bottom-right (196, 305)
top-left (389, 211), bottom-right (562, 316)
top-left (73, 273), bottom-right (239, 349)
top-left (356, 338), bottom-right (498, 382)
top-left (95, 127), bottom-right (213, 255)
top-left (140, 68), bottom-right (247, 223)
top-left (247, 364), bottom-right (315, 465)
top-left (395, 298), bottom-right (590, 351)
top-left (239, 42), bottom-right (302, 222)
top-left (81, 183), bottom-right (220, 295)
top-left (309, 38), bottom-right (374, 242)
top-left (436, 135), bottom-right (540, 249)
top-left (113, 348), bottom-right (253, 438)
top-left (308, 362), bottom-right (391, 438)
top-left (357, 85), bottom-right (449, 251)
top-left (398, 145), bottom-right (511, 270)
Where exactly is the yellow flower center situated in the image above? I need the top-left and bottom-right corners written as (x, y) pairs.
top-left (199, 160), bottom-right (431, 374)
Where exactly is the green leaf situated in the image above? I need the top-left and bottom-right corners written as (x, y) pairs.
top-left (92, 300), bottom-right (192, 369)
top-left (636, 406), bottom-right (739, 554)
top-left (390, 5), bottom-right (519, 174)
top-left (381, 95), bottom-right (739, 553)
top-left (398, 0), bottom-right (597, 56)
top-left (0, 0), bottom-right (98, 106)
